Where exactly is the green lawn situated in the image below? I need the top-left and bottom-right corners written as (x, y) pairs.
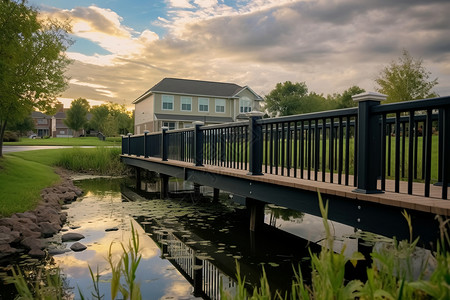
top-left (4, 136), bottom-right (121, 146)
top-left (0, 147), bottom-right (128, 217)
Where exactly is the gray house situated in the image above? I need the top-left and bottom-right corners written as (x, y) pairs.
top-left (133, 78), bottom-right (263, 134)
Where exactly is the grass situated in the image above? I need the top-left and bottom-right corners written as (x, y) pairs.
top-left (0, 155), bottom-right (60, 217)
top-left (4, 137), bottom-right (119, 146)
top-left (0, 147), bottom-right (129, 217)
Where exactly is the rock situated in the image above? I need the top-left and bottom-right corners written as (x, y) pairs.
top-left (28, 248), bottom-right (46, 258)
top-left (105, 227), bottom-right (119, 232)
top-left (13, 212), bottom-right (37, 224)
top-left (62, 232), bottom-right (85, 242)
top-left (70, 242), bottom-right (87, 252)
top-left (39, 222), bottom-right (61, 238)
top-left (48, 248), bottom-right (71, 255)
top-left (0, 244), bottom-right (19, 259)
top-left (63, 192), bottom-right (77, 203)
top-left (21, 237), bottom-right (44, 250)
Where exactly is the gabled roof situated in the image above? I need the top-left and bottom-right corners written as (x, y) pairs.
top-left (133, 78), bottom-right (259, 104)
top-left (31, 111), bottom-right (51, 119)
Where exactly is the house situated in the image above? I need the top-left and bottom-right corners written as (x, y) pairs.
top-left (133, 78), bottom-right (263, 134)
top-left (31, 111), bottom-right (52, 137)
top-left (52, 111), bottom-right (73, 137)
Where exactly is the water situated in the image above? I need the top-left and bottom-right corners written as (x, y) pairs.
top-left (0, 176), bottom-right (369, 299)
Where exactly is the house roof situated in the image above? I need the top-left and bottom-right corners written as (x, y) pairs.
top-left (154, 113), bottom-right (233, 123)
top-left (133, 78), bottom-right (261, 104)
top-left (31, 111), bottom-right (51, 119)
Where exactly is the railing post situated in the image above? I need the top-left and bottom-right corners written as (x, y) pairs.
top-left (143, 130), bottom-right (149, 158)
top-left (441, 107), bottom-right (450, 199)
top-left (352, 92), bottom-right (387, 194)
top-left (193, 121), bottom-right (204, 166)
top-left (127, 133), bottom-right (132, 155)
top-left (246, 111), bottom-right (264, 175)
top-left (161, 127), bottom-right (168, 161)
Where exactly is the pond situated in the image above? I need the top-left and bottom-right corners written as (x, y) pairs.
top-left (0, 175), bottom-right (375, 299)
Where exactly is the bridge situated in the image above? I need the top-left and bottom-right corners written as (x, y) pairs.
top-left (121, 92), bottom-right (450, 245)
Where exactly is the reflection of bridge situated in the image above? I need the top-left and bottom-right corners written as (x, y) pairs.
top-left (122, 93), bottom-right (450, 244)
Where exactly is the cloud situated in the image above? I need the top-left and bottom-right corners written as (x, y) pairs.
top-left (42, 0), bottom-right (450, 104)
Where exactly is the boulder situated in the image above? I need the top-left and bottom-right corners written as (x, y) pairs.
top-left (21, 237), bottom-right (44, 250)
top-left (28, 248), bottom-right (46, 258)
top-left (70, 242), bottom-right (87, 252)
top-left (62, 232), bottom-right (85, 242)
top-left (39, 222), bottom-right (61, 238)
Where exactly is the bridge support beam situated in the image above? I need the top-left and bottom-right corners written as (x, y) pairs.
top-left (193, 254), bottom-right (203, 297)
top-left (135, 167), bottom-right (141, 190)
top-left (246, 198), bottom-right (265, 232)
top-left (353, 92), bottom-right (387, 194)
top-left (160, 174), bottom-right (170, 199)
top-left (213, 188), bottom-right (220, 202)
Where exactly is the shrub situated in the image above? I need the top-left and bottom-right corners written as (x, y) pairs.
top-left (2, 131), bottom-right (19, 142)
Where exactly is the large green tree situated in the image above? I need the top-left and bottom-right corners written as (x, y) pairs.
top-left (0, 0), bottom-right (72, 156)
top-left (375, 50), bottom-right (438, 103)
top-left (89, 103), bottom-right (133, 136)
top-left (264, 81), bottom-right (308, 117)
top-left (64, 98), bottom-right (90, 136)
top-left (329, 86), bottom-right (366, 109)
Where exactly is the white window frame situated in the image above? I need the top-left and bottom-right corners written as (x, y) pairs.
top-left (180, 96), bottom-right (192, 112)
top-left (198, 97), bottom-right (209, 112)
top-left (215, 99), bottom-right (226, 113)
top-left (162, 95), bottom-right (174, 111)
top-left (162, 121), bottom-right (176, 130)
top-left (239, 97), bottom-right (252, 113)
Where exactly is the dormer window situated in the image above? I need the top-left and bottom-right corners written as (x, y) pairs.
top-left (239, 97), bottom-right (252, 113)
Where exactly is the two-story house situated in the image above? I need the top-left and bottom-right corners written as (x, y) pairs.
top-left (133, 78), bottom-right (263, 134)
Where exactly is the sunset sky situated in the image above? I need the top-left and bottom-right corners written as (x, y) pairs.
top-left (29, 0), bottom-right (450, 107)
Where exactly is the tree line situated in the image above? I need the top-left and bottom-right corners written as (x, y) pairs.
top-left (264, 50), bottom-right (439, 117)
top-left (64, 99), bottom-right (134, 137)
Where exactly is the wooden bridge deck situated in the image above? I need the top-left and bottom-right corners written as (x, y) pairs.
top-left (122, 155), bottom-right (450, 217)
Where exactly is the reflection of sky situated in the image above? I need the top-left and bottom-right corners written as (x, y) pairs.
top-left (53, 191), bottom-right (200, 300)
top-left (264, 210), bottom-right (358, 256)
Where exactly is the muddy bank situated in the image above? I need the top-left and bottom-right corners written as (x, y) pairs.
top-left (0, 168), bottom-right (83, 261)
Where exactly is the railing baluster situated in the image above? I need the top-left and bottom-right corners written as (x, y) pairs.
top-left (281, 122), bottom-right (285, 176)
top-left (314, 119), bottom-right (320, 181)
top-left (381, 115), bottom-right (386, 191)
top-left (387, 123), bottom-right (392, 176)
top-left (300, 121), bottom-right (304, 179)
top-left (287, 122), bottom-right (291, 177)
top-left (424, 109), bottom-right (433, 197)
top-left (322, 118), bottom-right (327, 182)
top-left (395, 112), bottom-right (401, 192)
top-left (402, 119), bottom-right (406, 178)
top-left (329, 117), bottom-right (334, 183)
top-left (353, 115), bottom-right (358, 187)
top-left (275, 123), bottom-right (279, 175)
top-left (345, 116), bottom-right (350, 186)
top-left (407, 110), bottom-right (414, 194)
top-left (307, 121), bottom-right (312, 180)
top-left (442, 107), bottom-right (450, 199)
top-left (270, 124), bottom-right (274, 174)
top-left (338, 117), bottom-right (343, 184)
top-left (414, 120), bottom-right (419, 179)
top-left (293, 122), bottom-right (298, 178)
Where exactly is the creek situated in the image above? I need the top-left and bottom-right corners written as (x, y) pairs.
top-left (0, 175), bottom-right (373, 299)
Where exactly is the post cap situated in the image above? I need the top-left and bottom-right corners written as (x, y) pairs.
top-left (161, 126), bottom-right (169, 131)
top-left (143, 130), bottom-right (150, 134)
top-left (127, 132), bottom-right (132, 136)
top-left (246, 110), bottom-right (265, 117)
top-left (352, 91), bottom-right (387, 102)
top-left (192, 121), bottom-right (204, 126)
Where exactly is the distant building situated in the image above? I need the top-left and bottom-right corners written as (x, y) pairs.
top-left (133, 78), bottom-right (263, 134)
top-left (31, 111), bottom-right (52, 137)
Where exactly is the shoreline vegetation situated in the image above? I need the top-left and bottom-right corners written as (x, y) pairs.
top-left (0, 147), bottom-right (128, 217)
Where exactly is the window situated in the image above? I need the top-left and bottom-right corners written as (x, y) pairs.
top-left (180, 96), bottom-right (192, 111)
top-left (239, 97), bottom-right (252, 113)
top-left (163, 122), bottom-right (176, 130)
top-left (198, 98), bottom-right (209, 112)
top-left (215, 99), bottom-right (226, 113)
top-left (162, 95), bottom-right (174, 110)
top-left (37, 119), bottom-right (48, 124)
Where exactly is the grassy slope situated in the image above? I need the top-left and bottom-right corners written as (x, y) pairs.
top-left (0, 155), bottom-right (60, 217)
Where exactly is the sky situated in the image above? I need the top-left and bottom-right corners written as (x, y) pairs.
top-left (29, 0), bottom-right (450, 107)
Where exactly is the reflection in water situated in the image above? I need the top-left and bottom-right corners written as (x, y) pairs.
top-left (0, 177), bottom-right (368, 299)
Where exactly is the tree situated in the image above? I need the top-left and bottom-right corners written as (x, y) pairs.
top-left (264, 81), bottom-right (308, 117)
top-left (375, 50), bottom-right (438, 103)
top-left (64, 98), bottom-right (90, 136)
top-left (89, 104), bottom-right (110, 133)
top-left (0, 0), bottom-right (72, 156)
top-left (330, 86), bottom-right (366, 109)
top-left (6, 115), bottom-right (35, 136)
top-left (89, 103), bottom-right (133, 136)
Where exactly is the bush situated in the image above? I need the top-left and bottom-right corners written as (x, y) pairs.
top-left (2, 131), bottom-right (19, 142)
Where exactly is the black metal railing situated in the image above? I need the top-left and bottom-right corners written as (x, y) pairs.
top-left (122, 94), bottom-right (450, 199)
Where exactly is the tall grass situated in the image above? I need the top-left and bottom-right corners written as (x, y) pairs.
top-left (55, 147), bottom-right (128, 175)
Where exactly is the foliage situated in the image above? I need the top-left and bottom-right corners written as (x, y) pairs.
top-left (64, 98), bottom-right (90, 135)
top-left (6, 115), bottom-right (35, 136)
top-left (89, 103), bottom-right (133, 136)
top-left (329, 86), bottom-right (366, 109)
top-left (0, 0), bottom-right (72, 156)
top-left (375, 49), bottom-right (438, 103)
top-left (264, 81), bottom-right (309, 117)
top-left (2, 131), bottom-right (20, 142)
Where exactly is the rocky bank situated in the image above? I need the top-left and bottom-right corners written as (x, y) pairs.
top-left (0, 169), bottom-right (83, 260)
